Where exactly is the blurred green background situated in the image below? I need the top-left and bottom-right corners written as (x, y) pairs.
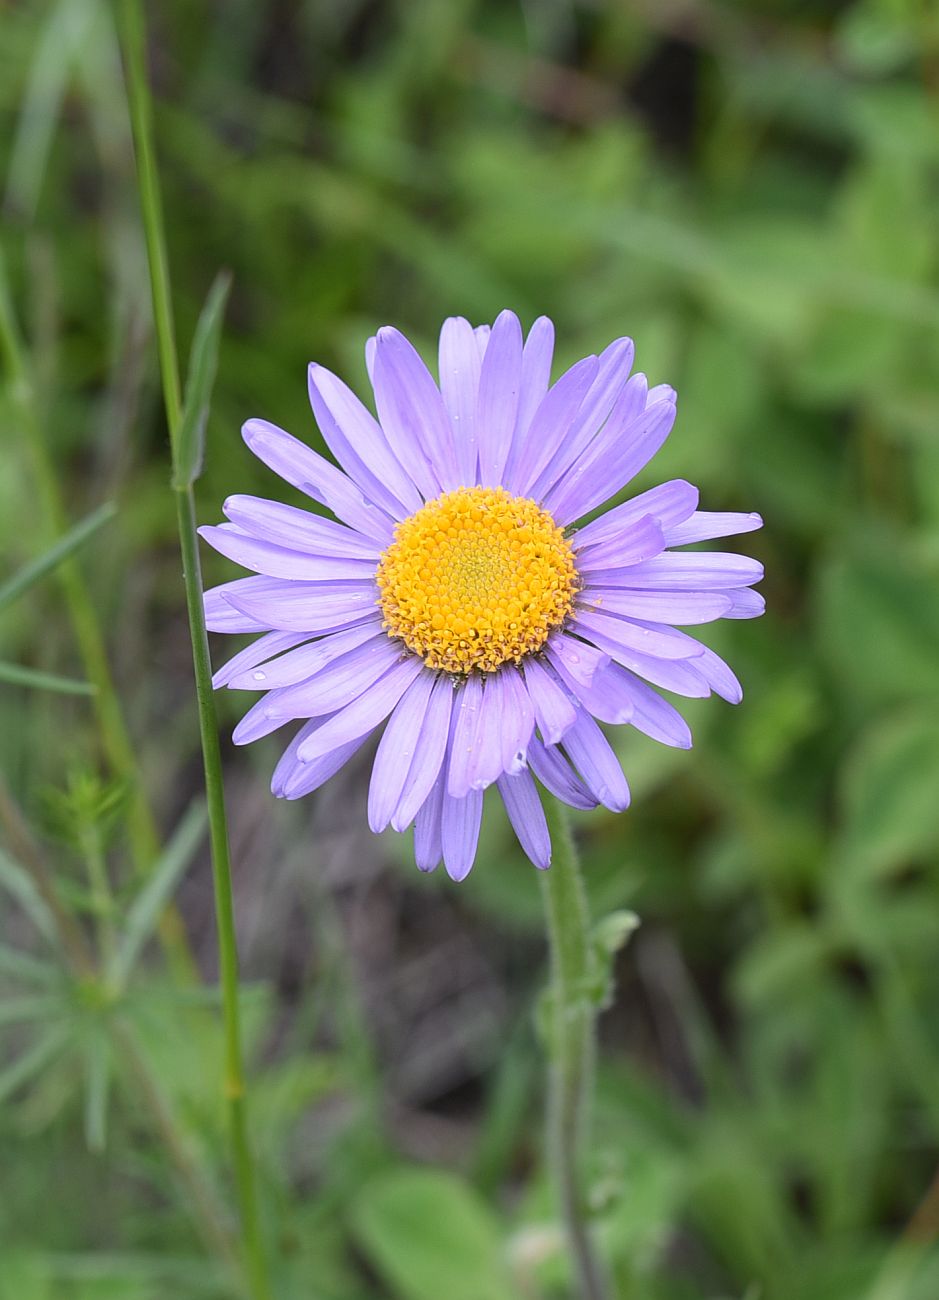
top-left (3, 0), bottom-right (939, 1297)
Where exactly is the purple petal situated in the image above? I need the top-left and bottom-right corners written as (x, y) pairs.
top-left (497, 768), bottom-right (550, 869)
top-left (579, 588), bottom-right (733, 625)
top-left (227, 620), bottom-right (382, 690)
top-left (562, 708), bottom-right (630, 812)
top-left (477, 309), bottom-right (522, 487)
top-left (199, 524), bottom-right (377, 582)
top-left (574, 515), bottom-right (666, 572)
top-left (438, 316), bottom-right (482, 485)
top-left (527, 735), bottom-right (599, 811)
top-left (547, 396), bottom-right (677, 526)
top-left (221, 577), bottom-right (379, 633)
top-left (390, 673), bottom-right (455, 832)
top-left (308, 364), bottom-right (422, 517)
top-left (373, 327), bottom-right (456, 495)
top-left (414, 776), bottom-right (444, 872)
top-left (548, 657), bottom-right (634, 726)
top-left (474, 324), bottom-right (491, 358)
top-left (503, 355), bottom-right (599, 496)
top-left (515, 316), bottom-right (555, 442)
top-left (545, 632), bottom-right (609, 689)
top-left (242, 418), bottom-right (395, 544)
top-left (616, 669), bottom-right (693, 748)
top-left (522, 658), bottom-right (577, 745)
top-left (724, 589), bottom-right (766, 619)
top-left (664, 511), bottom-right (763, 546)
top-left (447, 673), bottom-right (515, 797)
top-left (223, 495), bottom-right (381, 559)
top-left (205, 584), bottom-right (267, 632)
top-left (574, 480), bottom-right (699, 551)
top-left (368, 670), bottom-right (437, 832)
top-left (274, 720), bottom-right (369, 799)
top-left (296, 655), bottom-right (424, 763)
top-left (607, 552), bottom-right (764, 591)
top-left (572, 607), bottom-right (705, 662)
top-left (597, 646), bottom-right (709, 698)
top-left (627, 620), bottom-right (743, 703)
top-left (264, 635), bottom-right (405, 720)
top-left (212, 631), bottom-right (310, 689)
top-left (528, 337), bottom-right (634, 500)
top-left (441, 788), bottom-right (484, 881)
top-left (498, 666), bottom-right (536, 774)
top-left (232, 695), bottom-right (292, 745)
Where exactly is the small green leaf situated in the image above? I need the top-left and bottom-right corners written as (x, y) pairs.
top-left (0, 943), bottom-right (59, 986)
top-left (0, 500), bottom-right (116, 613)
top-left (83, 1032), bottom-right (111, 1152)
top-left (109, 800), bottom-right (207, 986)
top-left (352, 1168), bottom-right (517, 1300)
top-left (589, 909), bottom-right (640, 1009)
top-left (0, 1025), bottom-right (71, 1104)
top-left (0, 994), bottom-right (62, 1026)
top-left (0, 661), bottom-right (96, 695)
top-left (0, 849), bottom-right (57, 944)
top-left (173, 271), bottom-right (231, 488)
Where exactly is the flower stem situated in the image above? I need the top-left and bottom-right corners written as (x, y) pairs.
top-left (116, 5), bottom-right (272, 1298)
top-left (540, 797), bottom-right (610, 1300)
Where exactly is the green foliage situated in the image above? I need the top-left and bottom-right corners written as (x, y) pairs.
top-left (2, 0), bottom-right (939, 1296)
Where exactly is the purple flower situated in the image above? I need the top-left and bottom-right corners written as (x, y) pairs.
top-left (201, 311), bottom-right (763, 880)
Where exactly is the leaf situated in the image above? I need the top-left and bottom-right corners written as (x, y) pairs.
top-left (83, 1031), bottom-right (110, 1152)
top-left (0, 1025), bottom-right (71, 1105)
top-left (0, 849), bottom-right (57, 944)
top-left (0, 994), bottom-right (62, 1027)
top-left (0, 500), bottom-right (116, 613)
top-left (109, 800), bottom-right (207, 986)
top-left (838, 711), bottom-right (939, 878)
top-left (0, 943), bottom-right (60, 986)
top-left (0, 662), bottom-right (96, 695)
top-left (351, 1168), bottom-right (517, 1300)
top-left (173, 271), bottom-right (231, 488)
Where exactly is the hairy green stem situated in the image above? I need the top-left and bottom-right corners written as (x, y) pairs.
top-left (540, 798), bottom-right (610, 1300)
top-left (116, 5), bottom-right (271, 1297)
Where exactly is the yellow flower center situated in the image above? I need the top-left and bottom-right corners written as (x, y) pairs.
top-left (376, 486), bottom-right (578, 674)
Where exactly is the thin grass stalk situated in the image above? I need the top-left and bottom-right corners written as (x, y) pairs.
top-left (116, 5), bottom-right (272, 1297)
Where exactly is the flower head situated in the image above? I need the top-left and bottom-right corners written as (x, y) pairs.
top-left (201, 311), bottom-right (764, 880)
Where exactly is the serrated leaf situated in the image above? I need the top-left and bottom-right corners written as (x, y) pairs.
top-left (109, 800), bottom-right (206, 986)
top-left (173, 271), bottom-right (231, 488)
top-left (0, 500), bottom-right (116, 613)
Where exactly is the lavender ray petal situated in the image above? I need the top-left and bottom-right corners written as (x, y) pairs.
top-left (606, 551), bottom-right (764, 591)
top-left (578, 587), bottom-right (733, 625)
top-left (514, 315), bottom-right (555, 442)
top-left (503, 355), bottom-right (599, 496)
top-left (308, 363), bottom-right (422, 517)
top-left (574, 515), bottom-right (665, 573)
top-left (573, 480), bottom-right (698, 551)
top-left (438, 316), bottom-right (482, 485)
top-left (522, 657), bottom-right (577, 745)
top-left (222, 494), bottom-right (382, 559)
top-left (664, 510), bottom-right (763, 546)
top-left (263, 635), bottom-right (405, 720)
top-left (391, 673), bottom-right (454, 832)
top-left (544, 632), bottom-right (609, 689)
top-left (296, 656), bottom-right (424, 763)
top-left (572, 607), bottom-right (705, 662)
top-left (221, 577), bottom-right (379, 633)
top-left (414, 776), bottom-right (444, 873)
top-left (227, 620), bottom-right (382, 690)
top-left (199, 524), bottom-right (377, 582)
top-left (441, 787), bottom-right (484, 881)
top-left (476, 309), bottom-right (522, 487)
top-left (368, 670), bottom-right (437, 833)
top-left (497, 768), bottom-right (551, 869)
top-left (724, 589), bottom-right (766, 619)
top-left (373, 328), bottom-right (454, 496)
top-left (242, 418), bottom-right (395, 544)
top-left (562, 707), bottom-right (631, 812)
top-left (212, 631), bottom-right (310, 690)
top-left (527, 735), bottom-right (599, 811)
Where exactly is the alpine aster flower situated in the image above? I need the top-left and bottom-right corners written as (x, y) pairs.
top-left (201, 312), bottom-right (763, 880)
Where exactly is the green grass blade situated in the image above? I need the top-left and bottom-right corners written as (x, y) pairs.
top-left (109, 800), bottom-right (207, 987)
top-left (0, 943), bottom-right (60, 986)
top-left (0, 1025), bottom-right (71, 1105)
top-left (0, 849), bottom-right (58, 944)
top-left (0, 501), bottom-right (116, 613)
top-left (83, 1032), bottom-right (111, 1152)
top-left (173, 272), bottom-right (232, 489)
top-left (0, 662), bottom-right (96, 696)
top-left (0, 994), bottom-right (62, 1026)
